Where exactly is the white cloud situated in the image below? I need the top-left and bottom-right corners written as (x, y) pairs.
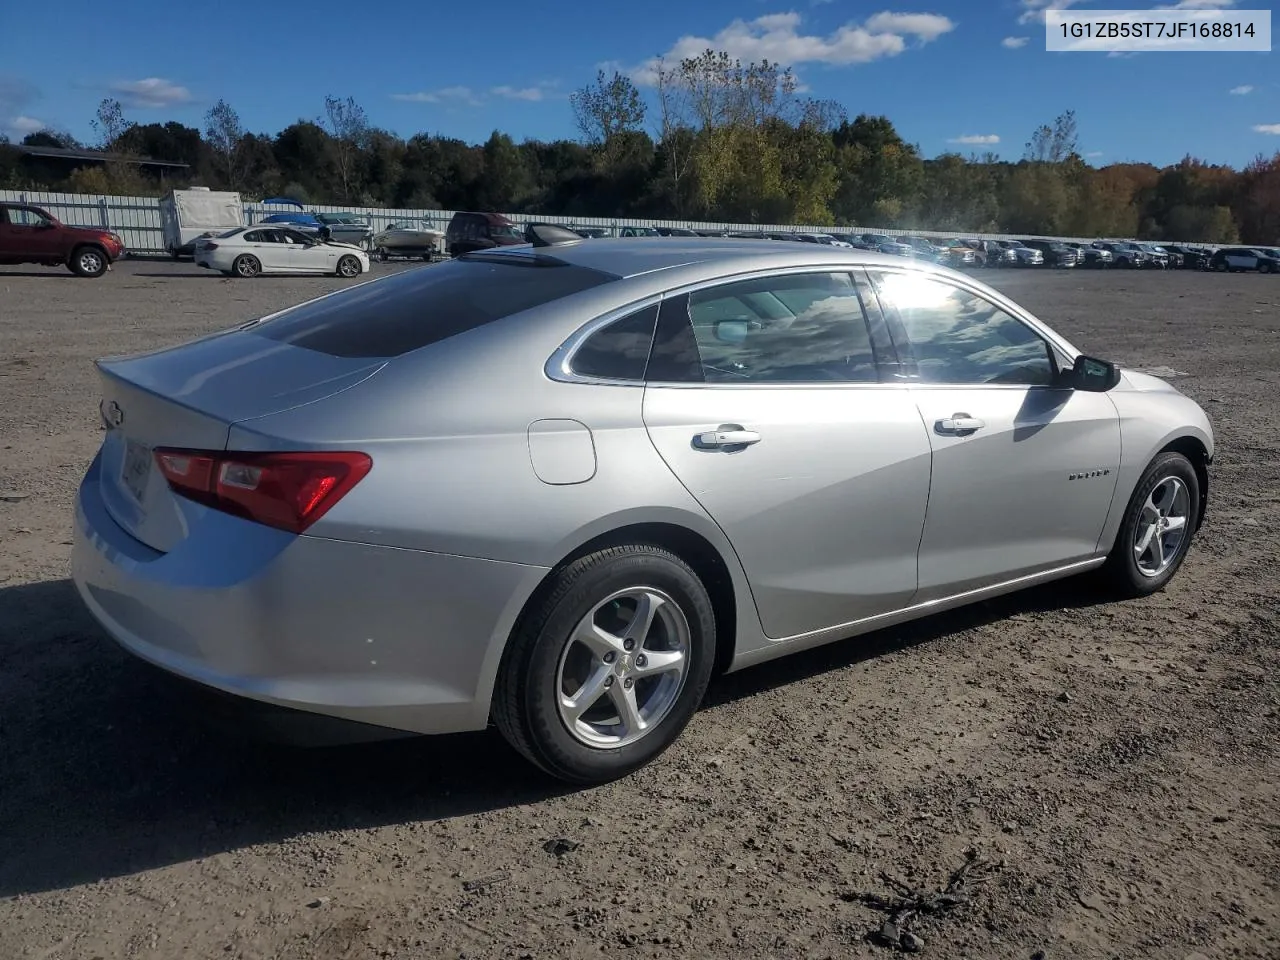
top-left (631, 10), bottom-right (955, 85)
top-left (948, 134), bottom-right (1000, 145)
top-left (1157, 0), bottom-right (1238, 8)
top-left (1230, 85), bottom-right (1254, 95)
top-left (391, 86), bottom-right (483, 107)
top-left (1019, 0), bottom-right (1092, 27)
top-left (1086, 150), bottom-right (1104, 158)
top-left (1002, 36), bottom-right (1030, 48)
top-left (1254, 123), bottom-right (1280, 135)
top-left (862, 12), bottom-right (955, 42)
top-left (107, 77), bottom-right (192, 108)
top-left (8, 115), bottom-right (46, 136)
top-left (491, 85), bottom-right (545, 102)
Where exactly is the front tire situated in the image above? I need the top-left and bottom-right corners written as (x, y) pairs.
top-left (232, 254), bottom-right (261, 278)
top-left (336, 254), bottom-right (362, 278)
top-left (69, 245), bottom-right (108, 278)
top-left (1100, 452), bottom-right (1200, 598)
top-left (493, 545), bottom-right (717, 784)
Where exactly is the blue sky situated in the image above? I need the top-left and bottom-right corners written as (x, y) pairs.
top-left (1, 0), bottom-right (1275, 167)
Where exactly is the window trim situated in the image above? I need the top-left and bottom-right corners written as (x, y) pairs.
top-left (865, 266), bottom-right (1073, 390)
top-left (547, 264), bottom-right (903, 390)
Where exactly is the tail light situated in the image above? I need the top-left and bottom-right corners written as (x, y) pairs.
top-left (153, 449), bottom-right (372, 534)
top-left (202, 242), bottom-right (219, 250)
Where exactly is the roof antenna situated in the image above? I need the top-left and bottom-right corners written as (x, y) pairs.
top-left (525, 222), bottom-right (584, 247)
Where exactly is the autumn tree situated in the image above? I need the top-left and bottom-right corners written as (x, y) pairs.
top-left (91, 98), bottom-right (132, 150)
top-left (570, 70), bottom-right (646, 145)
top-left (320, 95), bottom-right (370, 202)
top-left (204, 99), bottom-right (245, 188)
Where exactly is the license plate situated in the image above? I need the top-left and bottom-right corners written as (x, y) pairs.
top-left (122, 439), bottom-right (152, 502)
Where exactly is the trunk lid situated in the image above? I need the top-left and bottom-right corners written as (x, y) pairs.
top-left (95, 327), bottom-right (385, 552)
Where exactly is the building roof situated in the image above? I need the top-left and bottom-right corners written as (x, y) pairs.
top-left (13, 144), bottom-right (190, 169)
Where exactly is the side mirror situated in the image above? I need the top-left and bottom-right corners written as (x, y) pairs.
top-left (713, 319), bottom-right (755, 345)
top-left (1068, 354), bottom-right (1121, 392)
top-left (37, 219), bottom-right (57, 229)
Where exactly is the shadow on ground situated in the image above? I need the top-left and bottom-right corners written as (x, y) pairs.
top-left (0, 574), bottom-right (1105, 897)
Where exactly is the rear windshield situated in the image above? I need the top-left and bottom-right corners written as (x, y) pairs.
top-left (252, 256), bottom-right (616, 358)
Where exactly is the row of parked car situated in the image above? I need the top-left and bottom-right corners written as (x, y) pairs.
top-left (424, 211), bottom-right (1278, 274)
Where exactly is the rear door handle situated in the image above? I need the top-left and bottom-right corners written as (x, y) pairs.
top-left (935, 414), bottom-right (986, 435)
top-left (694, 426), bottom-right (761, 449)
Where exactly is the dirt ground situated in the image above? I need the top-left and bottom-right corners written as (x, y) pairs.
top-left (0, 259), bottom-right (1277, 960)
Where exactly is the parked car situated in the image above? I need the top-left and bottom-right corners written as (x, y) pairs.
top-left (618, 225), bottom-right (661, 238)
top-left (962, 239), bottom-right (1013, 267)
top-left (1143, 244), bottom-right (1181, 269)
top-left (934, 239), bottom-right (978, 268)
top-left (1064, 242), bottom-right (1113, 268)
top-left (655, 227), bottom-right (699, 237)
top-left (899, 236), bottom-right (949, 264)
top-left (316, 213), bottom-right (373, 247)
top-left (859, 233), bottom-right (914, 257)
top-left (1023, 239), bottom-right (1080, 268)
top-left (0, 202), bottom-right (125, 277)
top-left (1208, 247), bottom-right (1280, 273)
top-left (1093, 241), bottom-right (1149, 269)
top-left (72, 238), bottom-right (1213, 784)
top-left (445, 211), bottom-right (526, 256)
top-left (997, 240), bottom-right (1045, 268)
top-left (193, 225), bottom-right (369, 278)
top-left (572, 227), bottom-right (613, 239)
top-left (1133, 243), bottom-right (1171, 269)
top-left (1162, 245), bottom-right (1211, 270)
top-left (370, 220), bottom-right (446, 260)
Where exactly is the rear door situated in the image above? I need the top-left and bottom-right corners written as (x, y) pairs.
top-left (642, 269), bottom-right (932, 640)
top-left (867, 268), bottom-right (1121, 601)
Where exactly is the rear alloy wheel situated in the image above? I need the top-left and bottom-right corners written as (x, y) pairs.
top-left (70, 246), bottom-right (108, 278)
top-left (233, 254), bottom-right (261, 278)
top-left (337, 255), bottom-right (362, 278)
top-left (1101, 451), bottom-right (1200, 598)
top-left (494, 545), bottom-right (716, 784)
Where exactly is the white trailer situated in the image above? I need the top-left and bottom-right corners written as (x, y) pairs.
top-left (158, 187), bottom-right (244, 258)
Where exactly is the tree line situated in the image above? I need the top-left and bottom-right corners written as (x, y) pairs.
top-left (2, 49), bottom-right (1277, 244)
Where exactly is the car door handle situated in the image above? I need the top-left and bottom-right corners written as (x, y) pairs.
top-left (694, 427), bottom-right (761, 449)
top-left (935, 414), bottom-right (986, 435)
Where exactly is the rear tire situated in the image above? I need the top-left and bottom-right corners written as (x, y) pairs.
top-left (232, 254), bottom-right (261, 278)
top-left (493, 545), bottom-right (717, 784)
top-left (1099, 452), bottom-right (1200, 598)
top-left (69, 245), bottom-right (108, 278)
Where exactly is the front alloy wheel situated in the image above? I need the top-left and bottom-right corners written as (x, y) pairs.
top-left (494, 545), bottom-right (716, 784)
top-left (1102, 451), bottom-right (1200, 596)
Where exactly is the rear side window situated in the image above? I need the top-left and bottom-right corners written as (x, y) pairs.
top-left (254, 256), bottom-right (616, 358)
top-left (570, 304), bottom-right (658, 381)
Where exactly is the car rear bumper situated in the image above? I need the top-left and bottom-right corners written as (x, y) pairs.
top-left (72, 452), bottom-right (546, 737)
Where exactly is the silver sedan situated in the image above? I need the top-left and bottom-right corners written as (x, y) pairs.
top-left (72, 236), bottom-right (1213, 783)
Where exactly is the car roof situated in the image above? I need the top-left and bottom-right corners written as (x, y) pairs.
top-left (467, 237), bottom-right (961, 282)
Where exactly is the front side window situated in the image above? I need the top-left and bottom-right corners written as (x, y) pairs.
top-left (658, 272), bottom-right (879, 384)
top-left (869, 272), bottom-right (1055, 386)
top-left (569, 304), bottom-right (659, 381)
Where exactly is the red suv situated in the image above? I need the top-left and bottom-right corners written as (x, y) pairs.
top-left (0, 202), bottom-right (126, 277)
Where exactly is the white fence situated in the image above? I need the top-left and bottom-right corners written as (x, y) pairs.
top-left (0, 188), bottom-right (1150, 255)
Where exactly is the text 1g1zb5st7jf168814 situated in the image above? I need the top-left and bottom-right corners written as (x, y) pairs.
top-left (1046, 8), bottom-right (1271, 52)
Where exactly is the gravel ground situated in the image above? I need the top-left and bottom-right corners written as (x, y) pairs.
top-left (0, 260), bottom-right (1277, 960)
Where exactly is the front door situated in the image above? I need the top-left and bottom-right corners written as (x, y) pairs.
top-left (641, 269), bottom-right (933, 640)
top-left (868, 269), bottom-right (1122, 601)
top-left (1, 206), bottom-right (64, 260)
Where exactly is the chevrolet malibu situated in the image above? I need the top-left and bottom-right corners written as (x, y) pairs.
top-left (72, 236), bottom-right (1213, 784)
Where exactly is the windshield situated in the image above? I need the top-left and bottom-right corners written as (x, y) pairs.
top-left (217, 227), bottom-right (247, 238)
top-left (489, 223), bottom-right (524, 241)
